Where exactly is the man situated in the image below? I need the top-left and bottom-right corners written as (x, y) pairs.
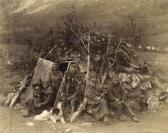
top-left (113, 42), bottom-right (139, 74)
top-left (105, 75), bottom-right (139, 122)
top-left (24, 79), bottom-right (55, 117)
top-left (61, 64), bottom-right (84, 115)
top-left (127, 80), bottom-right (151, 112)
top-left (85, 71), bottom-right (109, 122)
top-left (48, 63), bottom-right (63, 97)
top-left (141, 61), bottom-right (150, 74)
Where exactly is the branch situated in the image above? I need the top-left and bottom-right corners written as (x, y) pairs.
top-left (106, 42), bottom-right (122, 70)
top-left (99, 38), bottom-right (111, 75)
top-left (44, 44), bottom-right (58, 59)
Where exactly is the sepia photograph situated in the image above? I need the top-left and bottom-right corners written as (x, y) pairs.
top-left (0, 0), bottom-right (168, 133)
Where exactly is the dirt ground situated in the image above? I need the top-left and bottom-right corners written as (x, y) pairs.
top-left (0, 44), bottom-right (168, 133)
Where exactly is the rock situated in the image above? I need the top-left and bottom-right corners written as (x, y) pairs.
top-left (65, 128), bottom-right (72, 133)
top-left (119, 73), bottom-right (131, 83)
top-left (139, 81), bottom-right (152, 91)
top-left (147, 95), bottom-right (160, 112)
top-left (131, 73), bottom-right (141, 88)
top-left (51, 125), bottom-right (57, 130)
top-left (26, 122), bottom-right (34, 127)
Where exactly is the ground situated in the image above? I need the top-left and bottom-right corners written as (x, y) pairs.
top-left (0, 44), bottom-right (168, 133)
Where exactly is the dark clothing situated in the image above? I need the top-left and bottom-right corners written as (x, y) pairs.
top-left (105, 83), bottom-right (127, 102)
top-left (105, 82), bottom-right (136, 117)
top-left (41, 91), bottom-right (55, 107)
top-left (62, 72), bottom-right (82, 98)
top-left (87, 98), bottom-right (109, 120)
top-left (114, 49), bottom-right (131, 73)
top-left (62, 72), bottom-right (84, 114)
top-left (27, 90), bottom-right (54, 115)
top-left (69, 78), bottom-right (85, 114)
top-left (85, 75), bottom-right (109, 120)
top-left (27, 71), bottom-right (63, 115)
top-left (127, 85), bottom-right (148, 111)
top-left (48, 71), bottom-right (63, 95)
top-left (46, 70), bottom-right (63, 107)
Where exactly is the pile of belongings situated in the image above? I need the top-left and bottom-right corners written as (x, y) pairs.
top-left (2, 32), bottom-right (166, 124)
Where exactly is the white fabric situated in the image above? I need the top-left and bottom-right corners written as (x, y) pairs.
top-left (33, 102), bottom-right (66, 124)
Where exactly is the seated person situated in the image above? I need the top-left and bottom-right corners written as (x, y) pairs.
top-left (105, 75), bottom-right (139, 122)
top-left (60, 64), bottom-right (85, 115)
top-left (85, 71), bottom-right (109, 122)
top-left (23, 79), bottom-right (55, 117)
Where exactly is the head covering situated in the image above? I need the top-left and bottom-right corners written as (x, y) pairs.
top-left (32, 79), bottom-right (43, 89)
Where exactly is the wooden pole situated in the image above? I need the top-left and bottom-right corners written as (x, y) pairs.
top-left (70, 34), bottom-right (91, 122)
top-left (54, 62), bottom-right (71, 106)
top-left (85, 35), bottom-right (90, 95)
top-left (9, 75), bottom-right (31, 108)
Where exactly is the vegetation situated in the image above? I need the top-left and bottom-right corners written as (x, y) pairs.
top-left (1, 0), bottom-right (168, 74)
top-left (1, 0), bottom-right (168, 47)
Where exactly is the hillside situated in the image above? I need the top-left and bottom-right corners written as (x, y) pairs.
top-left (1, 0), bottom-right (168, 47)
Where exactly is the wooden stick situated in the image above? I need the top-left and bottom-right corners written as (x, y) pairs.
top-left (99, 38), bottom-right (111, 76)
top-left (54, 62), bottom-right (71, 106)
top-left (9, 75), bottom-right (31, 108)
top-left (106, 42), bottom-right (121, 70)
top-left (70, 98), bottom-right (87, 122)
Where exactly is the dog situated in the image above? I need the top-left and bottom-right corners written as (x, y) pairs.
top-left (34, 102), bottom-right (66, 124)
top-left (50, 102), bottom-right (66, 124)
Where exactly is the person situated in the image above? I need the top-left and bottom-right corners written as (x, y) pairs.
top-left (61, 64), bottom-right (84, 115)
top-left (141, 61), bottom-right (150, 74)
top-left (68, 72), bottom-right (85, 115)
top-left (24, 79), bottom-right (56, 117)
top-left (112, 41), bottom-right (139, 74)
top-left (127, 80), bottom-right (151, 112)
top-left (48, 63), bottom-right (63, 97)
top-left (85, 71), bottom-right (109, 122)
top-left (105, 75), bottom-right (139, 122)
